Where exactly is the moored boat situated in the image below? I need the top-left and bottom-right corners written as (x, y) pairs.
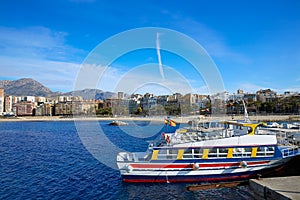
top-left (109, 120), bottom-right (128, 126)
top-left (287, 122), bottom-right (300, 129)
top-left (116, 122), bottom-right (300, 183)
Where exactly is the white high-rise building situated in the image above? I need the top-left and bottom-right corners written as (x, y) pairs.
top-left (0, 88), bottom-right (4, 114)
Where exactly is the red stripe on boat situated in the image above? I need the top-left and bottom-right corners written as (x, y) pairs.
top-left (130, 161), bottom-right (269, 169)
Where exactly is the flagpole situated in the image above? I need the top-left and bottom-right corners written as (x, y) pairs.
top-left (166, 116), bottom-right (170, 133)
top-left (167, 117), bottom-right (169, 133)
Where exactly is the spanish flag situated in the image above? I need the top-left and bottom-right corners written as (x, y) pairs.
top-left (164, 118), bottom-right (176, 127)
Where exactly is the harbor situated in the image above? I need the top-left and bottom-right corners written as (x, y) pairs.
top-left (186, 151), bottom-right (300, 199)
top-left (250, 176), bottom-right (300, 200)
top-left (249, 153), bottom-right (300, 200)
top-left (186, 176), bottom-right (300, 199)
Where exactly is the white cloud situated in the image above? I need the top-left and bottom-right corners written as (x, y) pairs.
top-left (235, 83), bottom-right (266, 93)
top-left (0, 56), bottom-right (80, 91)
top-left (0, 26), bottom-right (74, 59)
top-left (272, 87), bottom-right (300, 94)
top-left (110, 64), bottom-right (199, 95)
top-left (0, 26), bottom-right (86, 92)
top-left (230, 82), bottom-right (300, 94)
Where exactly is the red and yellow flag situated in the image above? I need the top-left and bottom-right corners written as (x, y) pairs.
top-left (164, 118), bottom-right (176, 127)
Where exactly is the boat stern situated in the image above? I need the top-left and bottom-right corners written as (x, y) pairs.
top-left (117, 151), bottom-right (151, 174)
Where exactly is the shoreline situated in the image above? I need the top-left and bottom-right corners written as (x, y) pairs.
top-left (0, 115), bottom-right (299, 123)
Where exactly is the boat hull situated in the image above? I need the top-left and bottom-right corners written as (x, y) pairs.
top-left (119, 158), bottom-right (292, 183)
top-left (122, 171), bottom-right (257, 183)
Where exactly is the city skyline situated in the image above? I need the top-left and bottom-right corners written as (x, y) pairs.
top-left (0, 1), bottom-right (300, 95)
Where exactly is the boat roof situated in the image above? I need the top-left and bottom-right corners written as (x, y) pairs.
top-left (172, 134), bottom-right (277, 148)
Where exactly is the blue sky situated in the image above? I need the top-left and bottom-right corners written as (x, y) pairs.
top-left (0, 0), bottom-right (300, 95)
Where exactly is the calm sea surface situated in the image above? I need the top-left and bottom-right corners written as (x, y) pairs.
top-left (0, 121), bottom-right (254, 199)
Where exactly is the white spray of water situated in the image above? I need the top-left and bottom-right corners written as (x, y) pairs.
top-left (156, 32), bottom-right (165, 80)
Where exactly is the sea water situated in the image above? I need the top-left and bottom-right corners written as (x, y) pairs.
top-left (0, 121), bottom-right (254, 199)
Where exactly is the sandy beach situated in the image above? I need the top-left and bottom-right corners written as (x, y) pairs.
top-left (0, 115), bottom-right (299, 123)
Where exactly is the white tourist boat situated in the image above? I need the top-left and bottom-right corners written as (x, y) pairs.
top-left (117, 121), bottom-right (300, 183)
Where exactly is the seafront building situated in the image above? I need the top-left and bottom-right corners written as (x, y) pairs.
top-left (4, 95), bottom-right (17, 113)
top-left (0, 88), bottom-right (4, 114)
top-left (13, 101), bottom-right (36, 116)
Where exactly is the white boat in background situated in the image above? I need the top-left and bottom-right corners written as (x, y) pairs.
top-left (109, 120), bottom-right (128, 126)
top-left (287, 122), bottom-right (300, 129)
top-left (262, 122), bottom-right (283, 128)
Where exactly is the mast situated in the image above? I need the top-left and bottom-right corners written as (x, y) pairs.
top-left (242, 99), bottom-right (250, 122)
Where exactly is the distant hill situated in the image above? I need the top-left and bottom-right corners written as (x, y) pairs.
top-left (0, 78), bottom-right (61, 97)
top-left (64, 89), bottom-right (117, 100)
top-left (0, 78), bottom-right (118, 99)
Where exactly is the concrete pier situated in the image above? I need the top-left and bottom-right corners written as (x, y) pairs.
top-left (249, 176), bottom-right (300, 200)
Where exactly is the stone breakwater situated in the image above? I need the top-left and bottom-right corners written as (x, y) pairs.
top-left (0, 115), bottom-right (299, 123)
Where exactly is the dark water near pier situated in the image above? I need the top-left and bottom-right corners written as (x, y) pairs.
top-left (0, 121), bottom-right (254, 199)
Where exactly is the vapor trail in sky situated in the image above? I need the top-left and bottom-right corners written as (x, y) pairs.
top-left (156, 32), bottom-right (165, 80)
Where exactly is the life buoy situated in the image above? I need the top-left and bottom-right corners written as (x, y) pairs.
top-left (193, 163), bottom-right (200, 170)
top-left (166, 135), bottom-right (170, 144)
top-left (125, 165), bottom-right (133, 173)
top-left (240, 161), bottom-right (247, 168)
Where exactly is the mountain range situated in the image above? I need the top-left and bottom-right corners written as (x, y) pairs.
top-left (0, 78), bottom-right (117, 100)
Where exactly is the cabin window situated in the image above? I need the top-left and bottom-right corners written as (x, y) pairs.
top-left (169, 149), bottom-right (177, 155)
top-left (156, 149), bottom-right (166, 160)
top-left (183, 149), bottom-right (193, 159)
top-left (243, 148), bottom-right (252, 157)
top-left (233, 148), bottom-right (242, 157)
top-left (266, 147), bottom-right (275, 156)
top-left (208, 148), bottom-right (218, 158)
top-left (257, 146), bottom-right (274, 157)
top-left (193, 148), bottom-right (202, 158)
top-left (154, 149), bottom-right (179, 160)
top-left (218, 148), bottom-right (228, 158)
top-left (232, 148), bottom-right (251, 158)
top-left (167, 149), bottom-right (177, 159)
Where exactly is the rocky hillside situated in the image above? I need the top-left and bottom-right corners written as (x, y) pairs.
top-left (0, 78), bottom-right (118, 99)
top-left (0, 78), bottom-right (61, 97)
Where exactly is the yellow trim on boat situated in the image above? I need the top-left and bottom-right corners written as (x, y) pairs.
top-left (227, 148), bottom-right (233, 158)
top-left (244, 124), bottom-right (260, 135)
top-left (251, 147), bottom-right (258, 157)
top-left (177, 149), bottom-right (184, 160)
top-left (151, 150), bottom-right (159, 160)
top-left (221, 121), bottom-right (261, 135)
top-left (176, 129), bottom-right (187, 133)
top-left (202, 149), bottom-right (209, 159)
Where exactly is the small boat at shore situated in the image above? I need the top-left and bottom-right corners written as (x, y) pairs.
top-left (116, 121), bottom-right (300, 183)
top-left (262, 122), bottom-right (283, 128)
top-left (109, 120), bottom-right (128, 126)
top-left (287, 122), bottom-right (300, 129)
